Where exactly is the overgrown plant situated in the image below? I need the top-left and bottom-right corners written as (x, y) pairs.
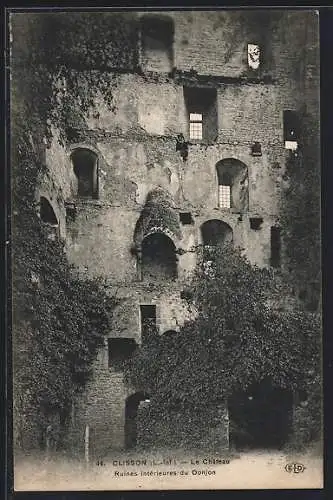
top-left (125, 244), bottom-right (321, 447)
top-left (10, 12), bottom-right (133, 449)
top-left (134, 187), bottom-right (182, 244)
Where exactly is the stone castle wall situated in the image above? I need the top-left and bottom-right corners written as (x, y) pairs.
top-left (34, 10), bottom-right (319, 455)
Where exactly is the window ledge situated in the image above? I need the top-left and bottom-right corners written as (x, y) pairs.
top-left (215, 208), bottom-right (246, 214)
top-left (188, 140), bottom-right (217, 147)
top-left (71, 198), bottom-right (103, 207)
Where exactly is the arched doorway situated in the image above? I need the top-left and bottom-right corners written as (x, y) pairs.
top-left (229, 379), bottom-right (293, 450)
top-left (141, 232), bottom-right (177, 281)
top-left (125, 392), bottom-right (150, 450)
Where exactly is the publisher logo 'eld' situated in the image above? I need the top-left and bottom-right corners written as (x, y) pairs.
top-left (285, 463), bottom-right (306, 473)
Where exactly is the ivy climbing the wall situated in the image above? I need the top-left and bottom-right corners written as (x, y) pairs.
top-left (10, 12), bottom-right (130, 450)
top-left (125, 244), bottom-right (321, 450)
top-left (134, 187), bottom-right (182, 244)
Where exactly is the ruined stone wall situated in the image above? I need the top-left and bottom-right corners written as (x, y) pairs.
top-left (69, 345), bottom-right (131, 457)
top-left (278, 12), bottom-right (321, 309)
top-left (40, 10), bottom-right (320, 453)
top-left (46, 73), bottom-right (292, 277)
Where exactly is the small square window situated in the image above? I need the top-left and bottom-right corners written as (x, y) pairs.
top-left (218, 185), bottom-right (231, 209)
top-left (251, 142), bottom-right (262, 156)
top-left (250, 217), bottom-right (263, 230)
top-left (179, 212), bottom-right (193, 225)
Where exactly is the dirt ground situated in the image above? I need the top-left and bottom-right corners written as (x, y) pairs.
top-left (13, 446), bottom-right (323, 491)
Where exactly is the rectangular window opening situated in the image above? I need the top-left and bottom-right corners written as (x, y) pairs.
top-left (184, 87), bottom-right (218, 143)
top-left (108, 338), bottom-right (137, 370)
top-left (141, 15), bottom-right (174, 73)
top-left (248, 43), bottom-right (261, 70)
top-left (270, 226), bottom-right (281, 268)
top-left (218, 184), bottom-right (231, 209)
top-left (179, 212), bottom-right (193, 225)
top-left (250, 217), bottom-right (263, 230)
top-left (140, 305), bottom-right (157, 343)
top-left (251, 142), bottom-right (262, 156)
top-left (283, 110), bottom-right (299, 150)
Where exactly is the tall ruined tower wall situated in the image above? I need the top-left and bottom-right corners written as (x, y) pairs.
top-left (33, 11), bottom-right (319, 454)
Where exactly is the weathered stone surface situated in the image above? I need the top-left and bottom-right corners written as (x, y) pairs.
top-left (37, 11), bottom-right (319, 455)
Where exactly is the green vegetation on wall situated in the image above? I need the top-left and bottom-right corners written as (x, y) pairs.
top-left (11, 12), bottom-right (128, 449)
top-left (125, 245), bottom-right (321, 447)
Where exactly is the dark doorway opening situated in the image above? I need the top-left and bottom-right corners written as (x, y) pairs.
top-left (125, 392), bottom-right (150, 450)
top-left (229, 379), bottom-right (293, 450)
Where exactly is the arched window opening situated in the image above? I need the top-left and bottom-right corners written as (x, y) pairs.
top-left (71, 148), bottom-right (98, 199)
top-left (125, 392), bottom-right (150, 450)
top-left (201, 219), bottom-right (233, 247)
top-left (216, 159), bottom-right (249, 211)
top-left (141, 15), bottom-right (174, 73)
top-left (40, 197), bottom-right (58, 226)
top-left (141, 233), bottom-right (177, 281)
top-left (201, 220), bottom-right (233, 263)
